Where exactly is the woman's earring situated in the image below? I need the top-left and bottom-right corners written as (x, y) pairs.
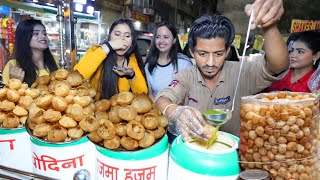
top-left (313, 59), bottom-right (317, 65)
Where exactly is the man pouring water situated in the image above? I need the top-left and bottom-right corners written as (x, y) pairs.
top-left (155, 0), bottom-right (289, 142)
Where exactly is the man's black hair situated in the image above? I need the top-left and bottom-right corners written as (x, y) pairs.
top-left (188, 14), bottom-right (235, 52)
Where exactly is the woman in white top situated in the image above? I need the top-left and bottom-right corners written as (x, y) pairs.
top-left (145, 21), bottom-right (193, 100)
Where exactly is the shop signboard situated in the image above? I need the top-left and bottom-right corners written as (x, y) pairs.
top-left (291, 19), bottom-right (320, 33)
top-left (0, 6), bottom-right (10, 15)
top-left (253, 35), bottom-right (264, 51)
top-left (232, 35), bottom-right (241, 49)
top-left (178, 32), bottom-right (188, 50)
top-left (130, 10), bottom-right (150, 22)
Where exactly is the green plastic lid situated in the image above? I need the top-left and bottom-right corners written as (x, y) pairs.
top-left (170, 132), bottom-right (240, 176)
top-left (0, 127), bottom-right (26, 134)
top-left (30, 136), bottom-right (89, 147)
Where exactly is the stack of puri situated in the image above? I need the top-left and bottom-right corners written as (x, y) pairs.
top-left (0, 78), bottom-right (38, 128)
top-left (27, 69), bottom-right (98, 143)
top-left (88, 91), bottom-right (168, 151)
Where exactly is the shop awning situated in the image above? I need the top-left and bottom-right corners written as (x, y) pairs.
top-left (0, 0), bottom-right (96, 20)
top-left (0, 0), bottom-right (45, 14)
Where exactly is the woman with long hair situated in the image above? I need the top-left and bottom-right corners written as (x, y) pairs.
top-left (145, 21), bottom-right (192, 100)
top-left (74, 18), bottom-right (147, 100)
top-left (2, 19), bottom-right (58, 86)
top-left (266, 30), bottom-right (320, 92)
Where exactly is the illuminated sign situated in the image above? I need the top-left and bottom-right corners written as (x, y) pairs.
top-left (74, 0), bottom-right (87, 5)
top-left (291, 19), bottom-right (320, 33)
top-left (23, 0), bottom-right (96, 15)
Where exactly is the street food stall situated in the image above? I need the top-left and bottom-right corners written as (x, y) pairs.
top-left (0, 1), bottom-right (319, 180)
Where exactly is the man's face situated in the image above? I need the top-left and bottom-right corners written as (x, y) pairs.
top-left (190, 37), bottom-right (230, 79)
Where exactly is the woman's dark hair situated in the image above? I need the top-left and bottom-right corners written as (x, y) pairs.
top-left (291, 30), bottom-right (320, 68)
top-left (188, 14), bottom-right (235, 52)
top-left (14, 19), bottom-right (58, 86)
top-left (100, 19), bottom-right (145, 99)
top-left (146, 21), bottom-right (179, 75)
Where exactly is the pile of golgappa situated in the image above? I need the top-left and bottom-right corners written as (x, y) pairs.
top-left (240, 91), bottom-right (319, 179)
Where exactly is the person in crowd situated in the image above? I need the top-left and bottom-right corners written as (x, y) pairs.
top-left (74, 18), bottom-right (147, 100)
top-left (155, 0), bottom-right (289, 141)
top-left (2, 19), bottom-right (59, 86)
top-left (265, 30), bottom-right (320, 92)
top-left (145, 21), bottom-right (193, 101)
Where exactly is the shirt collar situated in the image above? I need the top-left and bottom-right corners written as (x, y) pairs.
top-left (297, 68), bottom-right (316, 85)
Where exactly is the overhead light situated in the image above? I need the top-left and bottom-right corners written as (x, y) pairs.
top-left (46, 3), bottom-right (55, 7)
top-left (134, 21), bottom-right (141, 28)
top-left (86, 6), bottom-right (94, 14)
top-left (75, 4), bottom-right (83, 12)
top-left (32, 0), bottom-right (38, 2)
top-left (99, 27), bottom-right (105, 34)
top-left (74, 0), bottom-right (87, 4)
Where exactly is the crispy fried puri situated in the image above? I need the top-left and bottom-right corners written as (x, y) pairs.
top-left (142, 113), bottom-right (160, 130)
top-left (126, 120), bottom-right (145, 140)
top-left (139, 130), bottom-right (155, 148)
top-left (116, 91), bottom-right (134, 106)
top-left (97, 120), bottom-right (116, 140)
top-left (47, 124), bottom-right (68, 142)
top-left (120, 136), bottom-right (139, 151)
top-left (103, 135), bottom-right (121, 150)
top-left (131, 95), bottom-right (152, 114)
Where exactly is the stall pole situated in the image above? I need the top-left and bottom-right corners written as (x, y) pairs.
top-left (64, 0), bottom-right (77, 70)
top-left (56, 0), bottom-right (66, 69)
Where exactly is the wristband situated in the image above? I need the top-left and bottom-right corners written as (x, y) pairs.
top-left (162, 104), bottom-right (176, 116)
top-left (126, 71), bottom-right (135, 80)
top-left (105, 41), bottom-right (113, 52)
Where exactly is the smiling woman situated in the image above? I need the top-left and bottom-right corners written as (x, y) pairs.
top-left (2, 19), bottom-right (59, 86)
top-left (74, 18), bottom-right (148, 100)
top-left (265, 30), bottom-right (320, 93)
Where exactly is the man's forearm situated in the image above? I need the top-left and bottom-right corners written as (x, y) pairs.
top-left (155, 96), bottom-right (178, 117)
top-left (263, 24), bottom-right (289, 75)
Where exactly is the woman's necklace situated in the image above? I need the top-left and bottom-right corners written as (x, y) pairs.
top-left (117, 57), bottom-right (126, 67)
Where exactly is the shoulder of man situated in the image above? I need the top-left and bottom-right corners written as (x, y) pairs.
top-left (174, 65), bottom-right (196, 79)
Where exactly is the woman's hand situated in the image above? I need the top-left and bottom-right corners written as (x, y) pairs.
top-left (108, 39), bottom-right (129, 51)
top-left (9, 64), bottom-right (25, 82)
top-left (112, 66), bottom-right (135, 79)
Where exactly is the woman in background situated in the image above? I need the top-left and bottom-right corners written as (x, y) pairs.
top-left (74, 18), bottom-right (147, 100)
top-left (266, 30), bottom-right (320, 92)
top-left (2, 19), bottom-right (58, 86)
top-left (145, 21), bottom-right (192, 100)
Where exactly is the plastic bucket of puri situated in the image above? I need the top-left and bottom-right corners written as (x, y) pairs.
top-left (168, 131), bottom-right (240, 180)
top-left (95, 135), bottom-right (169, 180)
top-left (239, 91), bottom-right (319, 179)
top-left (89, 91), bottom-right (170, 180)
top-left (0, 127), bottom-right (33, 173)
top-left (26, 117), bottom-right (96, 180)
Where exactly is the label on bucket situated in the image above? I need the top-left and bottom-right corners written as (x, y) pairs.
top-left (30, 137), bottom-right (96, 179)
top-left (96, 148), bottom-right (169, 180)
top-left (0, 128), bottom-right (32, 173)
top-left (168, 158), bottom-right (239, 180)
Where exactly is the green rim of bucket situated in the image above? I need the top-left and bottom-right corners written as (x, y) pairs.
top-left (170, 133), bottom-right (239, 176)
top-left (96, 134), bottom-right (168, 160)
top-left (30, 136), bottom-right (89, 147)
top-left (0, 127), bottom-right (26, 134)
